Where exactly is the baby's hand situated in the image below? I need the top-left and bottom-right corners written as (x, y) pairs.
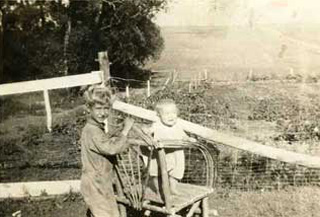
top-left (157, 141), bottom-right (164, 148)
top-left (188, 137), bottom-right (197, 143)
top-left (151, 139), bottom-right (163, 149)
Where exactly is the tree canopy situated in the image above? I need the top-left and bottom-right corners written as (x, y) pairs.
top-left (0, 0), bottom-right (167, 83)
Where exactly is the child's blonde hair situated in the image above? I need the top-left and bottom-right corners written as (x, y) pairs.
top-left (155, 98), bottom-right (178, 114)
top-left (83, 85), bottom-right (113, 107)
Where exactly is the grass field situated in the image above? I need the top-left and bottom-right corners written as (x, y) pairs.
top-left (1, 187), bottom-right (319, 217)
top-left (147, 24), bottom-right (320, 81)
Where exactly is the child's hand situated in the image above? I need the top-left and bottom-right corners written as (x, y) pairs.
top-left (122, 117), bottom-right (135, 136)
top-left (124, 117), bottom-right (135, 129)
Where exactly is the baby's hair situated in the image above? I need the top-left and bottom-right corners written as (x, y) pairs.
top-left (83, 84), bottom-right (113, 107)
top-left (155, 98), bottom-right (178, 114)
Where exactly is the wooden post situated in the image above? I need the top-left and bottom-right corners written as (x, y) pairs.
top-left (0, 19), bottom-right (3, 83)
top-left (171, 70), bottom-right (174, 82)
top-left (202, 197), bottom-right (209, 217)
top-left (98, 51), bottom-right (110, 86)
top-left (204, 69), bottom-right (208, 80)
top-left (248, 69), bottom-right (253, 80)
top-left (186, 201), bottom-right (201, 217)
top-left (114, 175), bottom-right (127, 217)
top-left (171, 69), bottom-right (178, 84)
top-left (162, 77), bottom-right (171, 90)
top-left (147, 80), bottom-right (151, 97)
top-left (43, 89), bottom-right (52, 132)
top-left (289, 67), bottom-right (294, 77)
top-left (126, 85), bottom-right (130, 98)
top-left (188, 81), bottom-right (192, 93)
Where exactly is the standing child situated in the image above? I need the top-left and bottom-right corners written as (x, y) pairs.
top-left (80, 85), bottom-right (134, 217)
top-left (145, 99), bottom-right (195, 195)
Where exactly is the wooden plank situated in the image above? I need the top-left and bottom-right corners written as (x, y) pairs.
top-left (0, 71), bottom-right (102, 96)
top-left (173, 184), bottom-right (213, 212)
top-left (186, 201), bottom-right (201, 217)
top-left (116, 196), bottom-right (172, 215)
top-left (113, 100), bottom-right (158, 122)
top-left (98, 51), bottom-right (110, 86)
top-left (112, 101), bottom-right (320, 168)
top-left (43, 89), bottom-right (52, 132)
top-left (114, 176), bottom-right (127, 217)
top-left (0, 180), bottom-right (80, 198)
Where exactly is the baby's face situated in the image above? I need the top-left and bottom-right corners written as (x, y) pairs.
top-left (158, 104), bottom-right (178, 127)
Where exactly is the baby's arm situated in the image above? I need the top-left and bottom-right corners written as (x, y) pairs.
top-left (185, 135), bottom-right (197, 143)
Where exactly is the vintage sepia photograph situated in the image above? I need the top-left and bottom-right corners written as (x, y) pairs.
top-left (1, 0), bottom-right (320, 216)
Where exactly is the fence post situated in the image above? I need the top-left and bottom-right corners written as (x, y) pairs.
top-left (98, 51), bottom-right (110, 87)
top-left (204, 69), bottom-right (208, 80)
top-left (43, 89), bottom-right (52, 132)
top-left (126, 85), bottom-right (130, 98)
top-left (248, 69), bottom-right (253, 81)
top-left (194, 76), bottom-right (198, 89)
top-left (162, 77), bottom-right (171, 90)
top-left (188, 81), bottom-right (192, 93)
top-left (172, 69), bottom-right (178, 84)
top-left (171, 70), bottom-right (175, 82)
top-left (147, 80), bottom-right (151, 97)
top-left (289, 67), bottom-right (294, 77)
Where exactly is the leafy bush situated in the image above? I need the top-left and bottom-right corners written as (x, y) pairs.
top-left (126, 82), bottom-right (237, 130)
top-left (248, 96), bottom-right (320, 141)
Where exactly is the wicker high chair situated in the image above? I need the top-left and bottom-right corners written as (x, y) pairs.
top-left (114, 126), bottom-right (216, 217)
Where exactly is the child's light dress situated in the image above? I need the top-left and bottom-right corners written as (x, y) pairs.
top-left (143, 119), bottom-right (187, 179)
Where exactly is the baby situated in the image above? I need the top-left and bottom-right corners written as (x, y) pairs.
top-left (145, 99), bottom-right (195, 195)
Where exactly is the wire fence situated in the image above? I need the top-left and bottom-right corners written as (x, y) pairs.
top-left (121, 76), bottom-right (320, 191)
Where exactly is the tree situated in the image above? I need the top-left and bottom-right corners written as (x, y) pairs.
top-left (67, 0), bottom-right (167, 80)
top-left (1, 0), bottom-right (67, 83)
top-left (1, 0), bottom-right (167, 83)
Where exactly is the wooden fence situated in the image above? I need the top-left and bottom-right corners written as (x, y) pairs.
top-left (1, 61), bottom-right (320, 198)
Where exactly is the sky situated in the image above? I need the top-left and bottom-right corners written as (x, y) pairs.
top-left (155, 0), bottom-right (320, 26)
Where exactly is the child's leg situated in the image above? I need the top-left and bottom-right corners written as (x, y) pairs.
top-left (169, 176), bottom-right (180, 195)
top-left (148, 176), bottom-right (159, 194)
top-left (173, 150), bottom-right (185, 179)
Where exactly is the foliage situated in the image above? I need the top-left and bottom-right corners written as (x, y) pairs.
top-left (126, 82), bottom-right (237, 130)
top-left (248, 96), bottom-right (320, 141)
top-left (275, 101), bottom-right (320, 141)
top-left (248, 96), bottom-right (299, 122)
top-left (1, 0), bottom-right (167, 83)
top-left (1, 1), bottom-right (66, 82)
